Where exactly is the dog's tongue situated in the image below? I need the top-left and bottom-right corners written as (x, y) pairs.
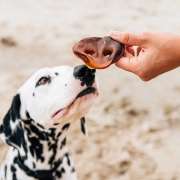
top-left (73, 36), bottom-right (124, 69)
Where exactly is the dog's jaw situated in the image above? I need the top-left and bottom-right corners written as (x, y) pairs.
top-left (51, 90), bottom-right (98, 126)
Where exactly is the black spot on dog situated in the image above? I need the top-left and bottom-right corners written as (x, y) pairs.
top-left (71, 167), bottom-right (75, 173)
top-left (2, 111), bottom-right (11, 135)
top-left (4, 165), bottom-right (7, 178)
top-left (32, 162), bottom-right (36, 169)
top-left (49, 128), bottom-right (56, 140)
top-left (7, 124), bottom-right (27, 153)
top-left (0, 124), bottom-right (3, 134)
top-left (37, 123), bottom-right (45, 129)
top-left (29, 136), bottom-right (44, 162)
top-left (57, 131), bottom-right (62, 138)
top-left (60, 138), bottom-right (66, 150)
top-left (11, 165), bottom-right (17, 180)
top-left (29, 124), bottom-right (48, 140)
top-left (62, 123), bottom-right (70, 131)
top-left (25, 127), bottom-right (31, 135)
top-left (25, 111), bottom-right (31, 120)
top-left (80, 117), bottom-right (86, 135)
top-left (56, 170), bottom-right (62, 178)
top-left (10, 94), bottom-right (21, 122)
top-left (61, 167), bottom-right (65, 174)
top-left (53, 123), bottom-right (59, 126)
top-left (55, 72), bottom-right (59, 76)
top-left (73, 65), bottom-right (95, 87)
top-left (48, 139), bottom-right (58, 166)
top-left (65, 153), bottom-right (71, 166)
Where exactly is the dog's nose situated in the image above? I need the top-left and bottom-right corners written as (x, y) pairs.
top-left (73, 65), bottom-right (96, 86)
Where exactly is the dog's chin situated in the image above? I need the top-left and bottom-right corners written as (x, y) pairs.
top-left (51, 87), bottom-right (98, 124)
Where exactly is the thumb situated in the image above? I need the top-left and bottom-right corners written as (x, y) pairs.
top-left (110, 32), bottom-right (145, 46)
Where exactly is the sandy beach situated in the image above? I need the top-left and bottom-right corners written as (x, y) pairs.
top-left (0, 0), bottom-right (180, 179)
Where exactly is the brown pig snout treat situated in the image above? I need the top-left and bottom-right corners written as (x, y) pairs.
top-left (73, 36), bottom-right (124, 69)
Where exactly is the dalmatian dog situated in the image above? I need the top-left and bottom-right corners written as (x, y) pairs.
top-left (0, 65), bottom-right (98, 180)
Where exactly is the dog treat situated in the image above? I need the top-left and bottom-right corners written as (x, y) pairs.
top-left (73, 36), bottom-right (124, 69)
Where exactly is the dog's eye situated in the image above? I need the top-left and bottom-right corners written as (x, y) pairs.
top-left (36, 76), bottom-right (51, 87)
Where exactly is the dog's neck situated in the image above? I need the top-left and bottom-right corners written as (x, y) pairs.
top-left (22, 118), bottom-right (71, 166)
top-left (1, 114), bottom-right (76, 179)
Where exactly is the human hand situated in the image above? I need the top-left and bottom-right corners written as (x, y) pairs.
top-left (110, 32), bottom-right (180, 81)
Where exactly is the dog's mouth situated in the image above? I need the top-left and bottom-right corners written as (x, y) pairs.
top-left (51, 87), bottom-right (97, 119)
top-left (75, 86), bottom-right (96, 98)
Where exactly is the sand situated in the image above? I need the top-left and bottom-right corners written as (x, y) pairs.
top-left (0, 0), bottom-right (180, 179)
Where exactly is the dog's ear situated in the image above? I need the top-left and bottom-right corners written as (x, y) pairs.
top-left (3, 94), bottom-right (21, 135)
top-left (9, 93), bottom-right (21, 121)
top-left (0, 94), bottom-right (26, 150)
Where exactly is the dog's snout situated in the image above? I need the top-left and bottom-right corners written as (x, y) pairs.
top-left (73, 65), bottom-right (96, 86)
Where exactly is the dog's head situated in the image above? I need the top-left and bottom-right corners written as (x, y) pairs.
top-left (17, 65), bottom-right (98, 127)
top-left (0, 65), bottom-right (98, 142)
